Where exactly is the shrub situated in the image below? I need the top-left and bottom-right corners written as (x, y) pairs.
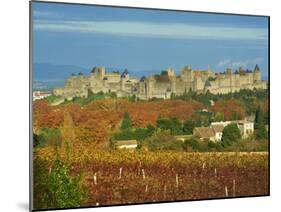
top-left (45, 95), bottom-right (61, 104)
top-left (143, 130), bottom-right (184, 151)
top-left (207, 141), bottom-right (223, 151)
top-left (183, 138), bottom-right (200, 151)
top-left (222, 139), bottom-right (268, 152)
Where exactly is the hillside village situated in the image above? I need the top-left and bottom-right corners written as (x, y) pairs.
top-left (114, 119), bottom-right (255, 150)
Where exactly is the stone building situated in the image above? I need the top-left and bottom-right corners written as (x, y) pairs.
top-left (114, 140), bottom-right (138, 149)
top-left (211, 120), bottom-right (254, 139)
top-left (53, 64), bottom-right (267, 100)
top-left (33, 90), bottom-right (52, 101)
top-left (193, 120), bottom-right (254, 142)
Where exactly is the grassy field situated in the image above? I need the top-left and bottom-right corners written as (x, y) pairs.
top-left (33, 148), bottom-right (269, 209)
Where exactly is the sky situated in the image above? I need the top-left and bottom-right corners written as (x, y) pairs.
top-left (32, 2), bottom-right (269, 79)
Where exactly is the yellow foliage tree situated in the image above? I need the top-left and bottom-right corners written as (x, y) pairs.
top-left (60, 112), bottom-right (76, 161)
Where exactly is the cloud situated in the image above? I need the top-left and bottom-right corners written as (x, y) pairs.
top-left (217, 59), bottom-right (232, 68)
top-left (33, 11), bottom-right (57, 18)
top-left (33, 19), bottom-right (268, 41)
top-left (216, 57), bottom-right (264, 69)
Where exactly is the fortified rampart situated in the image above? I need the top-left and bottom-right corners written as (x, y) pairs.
top-left (53, 65), bottom-right (267, 100)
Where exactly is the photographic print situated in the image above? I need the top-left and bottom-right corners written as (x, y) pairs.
top-left (30, 1), bottom-right (269, 210)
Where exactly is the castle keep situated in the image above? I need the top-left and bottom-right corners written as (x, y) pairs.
top-left (53, 65), bottom-right (267, 100)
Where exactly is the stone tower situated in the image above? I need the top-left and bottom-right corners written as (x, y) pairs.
top-left (166, 68), bottom-right (176, 93)
top-left (181, 65), bottom-right (194, 82)
top-left (253, 64), bottom-right (261, 82)
top-left (91, 66), bottom-right (105, 80)
top-left (194, 75), bottom-right (204, 91)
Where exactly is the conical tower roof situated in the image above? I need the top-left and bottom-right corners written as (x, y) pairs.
top-left (254, 64), bottom-right (260, 71)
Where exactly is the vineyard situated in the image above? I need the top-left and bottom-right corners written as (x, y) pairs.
top-left (33, 148), bottom-right (269, 209)
top-left (32, 91), bottom-right (269, 210)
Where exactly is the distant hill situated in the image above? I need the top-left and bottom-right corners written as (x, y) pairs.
top-left (33, 63), bottom-right (89, 81)
top-left (33, 62), bottom-right (161, 80)
top-left (33, 80), bottom-right (65, 91)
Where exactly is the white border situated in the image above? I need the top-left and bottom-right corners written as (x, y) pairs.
top-left (1, 0), bottom-right (280, 212)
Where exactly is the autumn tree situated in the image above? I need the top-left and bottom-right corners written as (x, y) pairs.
top-left (211, 99), bottom-right (245, 121)
top-left (213, 112), bottom-right (224, 122)
top-left (60, 112), bottom-right (76, 160)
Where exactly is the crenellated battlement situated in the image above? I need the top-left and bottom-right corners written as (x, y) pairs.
top-left (53, 65), bottom-right (267, 100)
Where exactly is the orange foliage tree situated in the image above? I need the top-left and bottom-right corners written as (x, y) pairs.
top-left (211, 99), bottom-right (245, 120)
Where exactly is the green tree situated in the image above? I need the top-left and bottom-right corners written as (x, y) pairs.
top-left (221, 123), bottom-right (241, 146)
top-left (170, 118), bottom-right (183, 135)
top-left (156, 117), bottom-right (182, 135)
top-left (134, 128), bottom-right (150, 141)
top-left (113, 129), bottom-right (134, 140)
top-left (46, 159), bottom-right (85, 208)
top-left (183, 120), bottom-right (195, 135)
top-left (156, 117), bottom-right (172, 130)
top-left (255, 107), bottom-right (264, 129)
top-left (121, 112), bottom-right (132, 130)
top-left (146, 124), bottom-right (156, 137)
top-left (255, 121), bottom-right (268, 140)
